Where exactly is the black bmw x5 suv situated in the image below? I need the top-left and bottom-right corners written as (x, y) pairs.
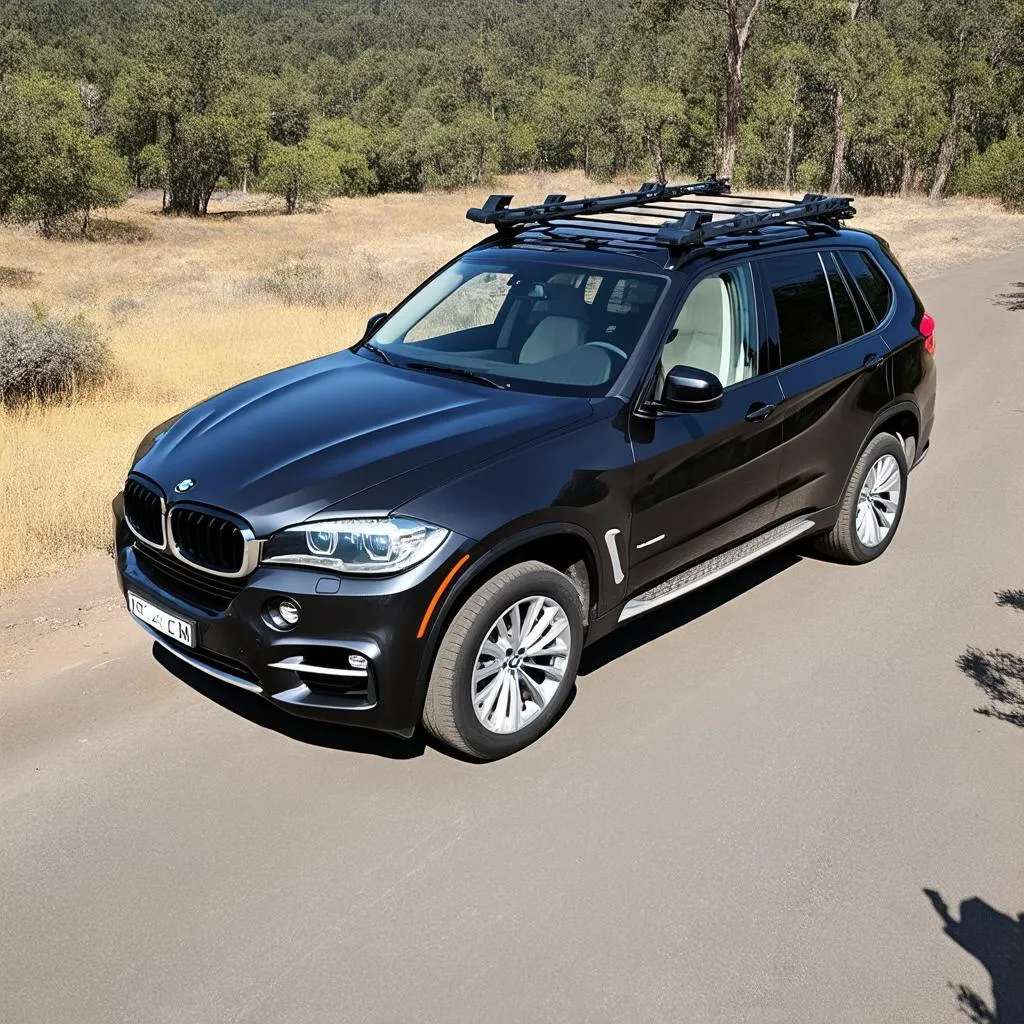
top-left (114, 180), bottom-right (935, 759)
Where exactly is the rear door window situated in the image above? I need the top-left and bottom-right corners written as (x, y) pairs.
top-left (762, 252), bottom-right (838, 367)
top-left (838, 251), bottom-right (893, 326)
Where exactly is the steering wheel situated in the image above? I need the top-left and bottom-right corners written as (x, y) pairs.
top-left (585, 340), bottom-right (629, 361)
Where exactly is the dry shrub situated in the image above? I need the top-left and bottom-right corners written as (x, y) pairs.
top-left (0, 266), bottom-right (38, 289)
top-left (0, 308), bottom-right (111, 406)
top-left (258, 253), bottom-right (385, 308)
top-left (51, 217), bottom-right (153, 244)
top-left (260, 259), bottom-right (344, 306)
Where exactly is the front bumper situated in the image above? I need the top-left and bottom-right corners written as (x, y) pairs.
top-left (113, 496), bottom-right (476, 736)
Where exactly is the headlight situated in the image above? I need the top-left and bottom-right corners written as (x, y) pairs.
top-left (261, 516), bottom-right (449, 574)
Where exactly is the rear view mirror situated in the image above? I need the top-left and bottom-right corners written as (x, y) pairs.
top-left (661, 365), bottom-right (723, 410)
top-left (363, 312), bottom-right (388, 339)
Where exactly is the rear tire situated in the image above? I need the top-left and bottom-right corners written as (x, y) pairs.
top-left (814, 432), bottom-right (908, 564)
top-left (421, 561), bottom-right (584, 760)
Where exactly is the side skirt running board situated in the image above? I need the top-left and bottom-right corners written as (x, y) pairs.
top-left (618, 518), bottom-right (816, 622)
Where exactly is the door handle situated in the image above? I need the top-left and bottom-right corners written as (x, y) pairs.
top-left (862, 353), bottom-right (882, 371)
top-left (745, 402), bottom-right (776, 422)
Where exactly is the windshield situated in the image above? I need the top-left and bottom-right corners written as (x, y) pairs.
top-left (359, 256), bottom-right (666, 396)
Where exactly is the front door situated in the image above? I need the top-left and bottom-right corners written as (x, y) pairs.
top-left (628, 262), bottom-right (785, 594)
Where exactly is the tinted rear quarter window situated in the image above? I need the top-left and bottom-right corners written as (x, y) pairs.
top-left (839, 250), bottom-right (893, 326)
top-left (824, 254), bottom-right (864, 342)
top-left (762, 252), bottom-right (838, 367)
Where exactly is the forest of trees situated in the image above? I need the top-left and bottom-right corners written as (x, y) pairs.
top-left (0, 0), bottom-right (1022, 233)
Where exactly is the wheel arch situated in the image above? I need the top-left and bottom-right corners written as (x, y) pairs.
top-left (412, 523), bottom-right (602, 714)
top-left (872, 402), bottom-right (921, 458)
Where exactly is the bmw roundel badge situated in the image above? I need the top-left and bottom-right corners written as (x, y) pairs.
top-left (175, 478), bottom-right (196, 493)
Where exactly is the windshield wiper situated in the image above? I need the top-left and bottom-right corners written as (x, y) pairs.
top-left (404, 361), bottom-right (510, 389)
top-left (359, 341), bottom-right (395, 366)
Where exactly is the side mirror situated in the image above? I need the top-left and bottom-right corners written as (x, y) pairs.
top-left (661, 365), bottom-right (723, 410)
top-left (363, 311), bottom-right (388, 339)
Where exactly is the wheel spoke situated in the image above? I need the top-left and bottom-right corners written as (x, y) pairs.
top-left (481, 671), bottom-right (509, 720)
top-left (506, 675), bottom-right (521, 732)
top-left (479, 640), bottom-right (506, 661)
top-left (475, 673), bottom-right (502, 712)
top-left (519, 598), bottom-right (543, 647)
top-left (521, 604), bottom-right (558, 652)
top-left (508, 602), bottom-right (523, 648)
top-left (518, 668), bottom-right (548, 710)
top-left (873, 457), bottom-right (901, 495)
top-left (521, 658), bottom-right (565, 680)
top-left (524, 616), bottom-right (569, 657)
top-left (472, 660), bottom-right (501, 686)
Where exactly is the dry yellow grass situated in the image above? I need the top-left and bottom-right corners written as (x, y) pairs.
top-left (1, 173), bottom-right (1022, 589)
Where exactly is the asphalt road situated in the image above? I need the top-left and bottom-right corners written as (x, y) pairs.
top-left (3, 253), bottom-right (1023, 1024)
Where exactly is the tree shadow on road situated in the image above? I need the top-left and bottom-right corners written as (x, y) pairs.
top-left (956, 589), bottom-right (1024, 728)
top-left (993, 284), bottom-right (1024, 312)
top-left (925, 889), bottom-right (1024, 1024)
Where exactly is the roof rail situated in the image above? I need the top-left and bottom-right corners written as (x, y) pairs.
top-left (466, 178), bottom-right (732, 232)
top-left (656, 194), bottom-right (856, 250)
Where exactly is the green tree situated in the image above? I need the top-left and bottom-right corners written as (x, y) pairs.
top-left (311, 118), bottom-right (376, 195)
top-left (261, 139), bottom-right (337, 213)
top-left (0, 72), bottom-right (129, 235)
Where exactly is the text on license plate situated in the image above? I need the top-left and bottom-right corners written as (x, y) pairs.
top-left (127, 591), bottom-right (196, 648)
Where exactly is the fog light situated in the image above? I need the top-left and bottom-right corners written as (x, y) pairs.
top-left (264, 597), bottom-right (301, 631)
top-left (348, 654), bottom-right (368, 670)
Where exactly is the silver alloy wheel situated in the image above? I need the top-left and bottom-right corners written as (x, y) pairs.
top-left (471, 595), bottom-right (571, 734)
top-left (855, 453), bottom-right (902, 548)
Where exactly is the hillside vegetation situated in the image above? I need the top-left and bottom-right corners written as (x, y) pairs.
top-left (0, 0), bottom-right (1023, 236)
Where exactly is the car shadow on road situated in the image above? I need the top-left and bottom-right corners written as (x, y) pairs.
top-left (154, 643), bottom-right (427, 759)
top-left (925, 888), bottom-right (1024, 1024)
top-left (993, 283), bottom-right (1024, 312)
top-left (579, 548), bottom-right (801, 676)
top-left (956, 589), bottom-right (1024, 728)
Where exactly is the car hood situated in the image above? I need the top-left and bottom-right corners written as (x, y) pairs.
top-left (132, 351), bottom-right (593, 537)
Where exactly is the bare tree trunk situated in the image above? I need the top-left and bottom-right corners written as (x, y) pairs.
top-left (828, 86), bottom-right (845, 193)
top-left (718, 0), bottom-right (763, 180)
top-left (650, 136), bottom-right (668, 184)
top-left (899, 147), bottom-right (914, 196)
top-left (242, 168), bottom-right (248, 194)
top-left (783, 81), bottom-right (800, 191)
top-left (720, 42), bottom-right (742, 179)
top-left (930, 89), bottom-right (961, 200)
top-left (783, 121), bottom-right (797, 190)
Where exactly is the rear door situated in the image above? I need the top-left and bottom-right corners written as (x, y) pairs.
top-left (627, 261), bottom-right (785, 593)
top-left (762, 248), bottom-right (894, 520)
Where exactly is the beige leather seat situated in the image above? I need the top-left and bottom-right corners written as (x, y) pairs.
top-left (519, 314), bottom-right (586, 363)
top-left (663, 276), bottom-right (729, 379)
top-left (519, 284), bottom-right (588, 364)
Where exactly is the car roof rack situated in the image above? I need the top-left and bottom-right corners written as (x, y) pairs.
top-left (467, 177), bottom-right (732, 232)
top-left (466, 182), bottom-right (856, 259)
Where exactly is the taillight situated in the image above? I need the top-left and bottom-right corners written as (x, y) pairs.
top-left (920, 313), bottom-right (935, 356)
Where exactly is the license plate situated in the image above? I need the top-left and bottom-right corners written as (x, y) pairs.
top-left (127, 591), bottom-right (196, 648)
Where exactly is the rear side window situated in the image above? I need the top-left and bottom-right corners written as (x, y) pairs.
top-left (762, 253), bottom-right (838, 367)
top-left (824, 255), bottom-right (864, 342)
top-left (839, 251), bottom-right (893, 326)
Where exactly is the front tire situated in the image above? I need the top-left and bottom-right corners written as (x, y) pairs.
top-left (422, 560), bottom-right (584, 759)
top-left (814, 431), bottom-right (908, 564)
